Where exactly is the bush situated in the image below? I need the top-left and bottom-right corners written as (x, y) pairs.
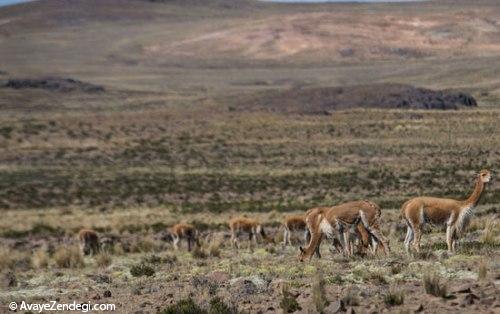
top-left (160, 298), bottom-right (206, 314)
top-left (191, 246), bottom-right (207, 259)
top-left (0, 247), bottom-right (30, 270)
top-left (130, 263), bottom-right (155, 277)
top-left (54, 245), bottom-right (84, 268)
top-left (95, 252), bottom-right (112, 268)
top-left (32, 249), bottom-right (49, 269)
top-left (423, 272), bottom-right (447, 298)
top-left (279, 284), bottom-right (301, 313)
top-left (312, 269), bottom-right (329, 313)
top-left (208, 297), bottom-right (237, 314)
top-left (384, 288), bottom-right (404, 306)
top-left (478, 259), bottom-right (488, 280)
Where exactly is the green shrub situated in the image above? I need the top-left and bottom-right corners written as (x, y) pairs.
top-left (423, 272), bottom-right (447, 298)
top-left (130, 263), bottom-right (155, 277)
top-left (279, 284), bottom-right (301, 313)
top-left (160, 298), bottom-right (206, 314)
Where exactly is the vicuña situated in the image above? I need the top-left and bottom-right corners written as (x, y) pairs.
top-left (229, 217), bottom-right (274, 248)
top-left (299, 200), bottom-right (390, 261)
top-left (401, 169), bottom-right (491, 253)
top-left (282, 214), bottom-right (308, 246)
top-left (78, 229), bottom-right (100, 256)
top-left (169, 223), bottom-right (200, 252)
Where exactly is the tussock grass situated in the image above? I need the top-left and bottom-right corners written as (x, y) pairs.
top-left (312, 268), bottom-right (329, 313)
top-left (423, 272), bottom-right (448, 298)
top-left (384, 287), bottom-right (405, 306)
top-left (32, 249), bottom-right (50, 269)
top-left (95, 252), bottom-right (113, 268)
top-left (53, 245), bottom-right (84, 268)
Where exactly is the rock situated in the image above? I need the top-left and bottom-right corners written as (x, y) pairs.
top-left (325, 300), bottom-right (346, 313)
top-left (207, 271), bottom-right (231, 284)
top-left (103, 290), bottom-right (112, 298)
top-left (230, 275), bottom-right (268, 295)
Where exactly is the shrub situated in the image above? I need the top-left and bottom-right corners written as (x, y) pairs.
top-left (208, 297), bottom-right (237, 314)
top-left (384, 288), bottom-right (404, 306)
top-left (423, 272), bottom-right (447, 298)
top-left (160, 298), bottom-right (206, 314)
top-left (0, 247), bottom-right (30, 270)
top-left (478, 259), bottom-right (488, 280)
top-left (191, 246), bottom-right (207, 259)
top-left (480, 221), bottom-right (497, 245)
top-left (280, 284), bottom-right (301, 313)
top-left (312, 269), bottom-right (329, 313)
top-left (130, 263), bottom-right (155, 277)
top-left (32, 249), bottom-right (50, 269)
top-left (208, 241), bottom-right (221, 258)
top-left (54, 245), bottom-right (84, 268)
top-left (342, 288), bottom-right (360, 306)
top-left (95, 252), bottom-right (112, 268)
top-left (130, 237), bottom-right (155, 253)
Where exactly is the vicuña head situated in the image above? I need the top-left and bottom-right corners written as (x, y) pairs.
top-left (401, 169), bottom-right (492, 254)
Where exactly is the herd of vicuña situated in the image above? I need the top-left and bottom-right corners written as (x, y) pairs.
top-left (78, 169), bottom-right (492, 261)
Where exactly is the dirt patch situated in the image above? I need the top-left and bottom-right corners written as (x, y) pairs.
top-left (232, 84), bottom-right (477, 114)
top-left (1, 77), bottom-right (105, 93)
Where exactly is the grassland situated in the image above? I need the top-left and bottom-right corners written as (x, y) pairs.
top-left (0, 0), bottom-right (499, 313)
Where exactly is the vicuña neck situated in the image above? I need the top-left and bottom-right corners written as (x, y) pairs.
top-left (465, 177), bottom-right (484, 206)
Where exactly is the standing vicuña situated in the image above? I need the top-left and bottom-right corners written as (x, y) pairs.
top-left (78, 229), bottom-right (100, 256)
top-left (299, 200), bottom-right (389, 261)
top-left (282, 214), bottom-right (308, 246)
top-left (170, 223), bottom-right (199, 252)
top-left (401, 169), bottom-right (491, 253)
top-left (229, 217), bottom-right (273, 248)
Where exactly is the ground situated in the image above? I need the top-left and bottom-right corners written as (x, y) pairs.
top-left (0, 0), bottom-right (499, 313)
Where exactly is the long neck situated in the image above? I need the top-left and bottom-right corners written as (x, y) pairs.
top-left (303, 231), bottom-right (322, 259)
top-left (465, 177), bottom-right (484, 206)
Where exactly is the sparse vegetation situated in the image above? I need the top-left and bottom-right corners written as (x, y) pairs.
top-left (312, 269), bottom-right (329, 313)
top-left (279, 284), bottom-right (301, 313)
top-left (32, 249), bottom-right (49, 269)
top-left (0, 0), bottom-right (499, 313)
top-left (423, 272), bottom-right (448, 298)
top-left (478, 259), bottom-right (488, 280)
top-left (53, 245), bottom-right (84, 269)
top-left (384, 288), bottom-right (405, 306)
top-left (130, 263), bottom-right (155, 277)
top-left (95, 252), bottom-right (112, 268)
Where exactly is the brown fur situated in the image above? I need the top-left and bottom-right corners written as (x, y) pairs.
top-left (282, 214), bottom-right (307, 246)
top-left (170, 223), bottom-right (199, 252)
top-left (78, 229), bottom-right (100, 256)
top-left (401, 169), bottom-right (491, 253)
top-left (229, 217), bottom-right (273, 248)
top-left (298, 200), bottom-right (389, 262)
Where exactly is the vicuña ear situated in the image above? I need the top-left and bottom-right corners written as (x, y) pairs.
top-left (299, 246), bottom-right (304, 253)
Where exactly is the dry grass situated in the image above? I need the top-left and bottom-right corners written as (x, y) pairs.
top-left (95, 252), bottom-right (113, 268)
top-left (53, 245), bottom-right (84, 268)
top-left (477, 259), bottom-right (488, 281)
top-left (423, 272), bottom-right (448, 298)
top-left (32, 249), bottom-right (50, 269)
top-left (0, 247), bottom-right (30, 270)
top-left (312, 268), bottom-right (329, 313)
